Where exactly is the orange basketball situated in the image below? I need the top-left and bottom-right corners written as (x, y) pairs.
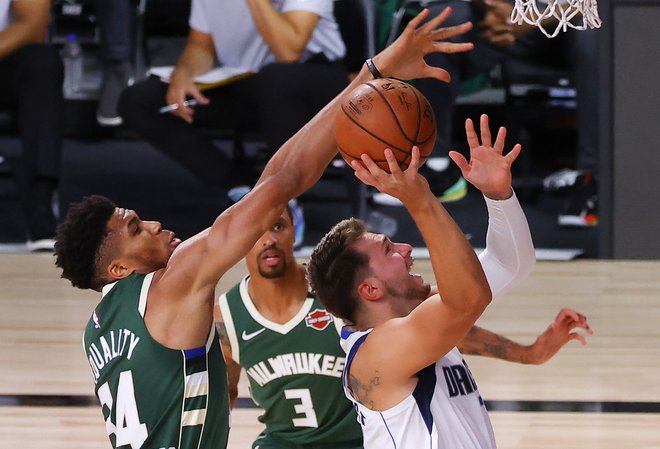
top-left (335, 78), bottom-right (436, 173)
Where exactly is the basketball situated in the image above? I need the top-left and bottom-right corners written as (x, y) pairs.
top-left (335, 78), bottom-right (436, 172)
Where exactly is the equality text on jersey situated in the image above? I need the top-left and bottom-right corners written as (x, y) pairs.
top-left (86, 328), bottom-right (141, 383)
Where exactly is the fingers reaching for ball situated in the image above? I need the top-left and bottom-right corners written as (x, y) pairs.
top-left (351, 147), bottom-right (431, 205)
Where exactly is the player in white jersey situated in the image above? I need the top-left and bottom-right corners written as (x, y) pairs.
top-left (308, 115), bottom-right (538, 449)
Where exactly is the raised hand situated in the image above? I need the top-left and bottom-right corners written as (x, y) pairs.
top-left (529, 308), bottom-right (593, 364)
top-left (448, 114), bottom-right (522, 200)
top-left (351, 147), bottom-right (430, 205)
top-left (374, 7), bottom-right (475, 83)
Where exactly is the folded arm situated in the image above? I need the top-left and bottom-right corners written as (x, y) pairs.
top-left (247, 0), bottom-right (320, 62)
top-left (0, 0), bottom-right (50, 60)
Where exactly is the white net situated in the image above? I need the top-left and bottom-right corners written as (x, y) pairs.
top-left (511, 0), bottom-right (602, 38)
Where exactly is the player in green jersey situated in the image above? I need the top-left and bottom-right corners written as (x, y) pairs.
top-left (216, 206), bottom-right (363, 449)
top-left (53, 9), bottom-right (476, 449)
top-left (216, 205), bottom-right (592, 449)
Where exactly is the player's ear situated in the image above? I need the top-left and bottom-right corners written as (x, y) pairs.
top-left (357, 277), bottom-right (384, 302)
top-left (107, 259), bottom-right (132, 281)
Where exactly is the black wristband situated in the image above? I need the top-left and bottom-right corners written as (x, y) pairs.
top-left (365, 58), bottom-right (383, 79)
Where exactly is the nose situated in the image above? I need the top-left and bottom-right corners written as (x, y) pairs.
top-left (262, 229), bottom-right (278, 246)
top-left (396, 242), bottom-right (412, 257)
top-left (145, 220), bottom-right (162, 234)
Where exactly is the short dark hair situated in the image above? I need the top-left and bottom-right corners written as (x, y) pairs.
top-left (54, 195), bottom-right (116, 291)
top-left (307, 218), bottom-right (369, 322)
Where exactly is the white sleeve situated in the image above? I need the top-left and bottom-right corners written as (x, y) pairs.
top-left (189, 0), bottom-right (209, 34)
top-left (282, 0), bottom-right (330, 15)
top-left (478, 190), bottom-right (536, 298)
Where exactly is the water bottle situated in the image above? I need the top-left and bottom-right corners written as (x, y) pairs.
top-left (288, 198), bottom-right (305, 249)
top-left (61, 33), bottom-right (83, 99)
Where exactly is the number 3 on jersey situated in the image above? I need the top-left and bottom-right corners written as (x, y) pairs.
top-left (284, 388), bottom-right (318, 428)
top-left (97, 370), bottom-right (148, 449)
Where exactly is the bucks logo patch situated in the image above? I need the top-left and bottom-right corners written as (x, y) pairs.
top-left (305, 309), bottom-right (332, 331)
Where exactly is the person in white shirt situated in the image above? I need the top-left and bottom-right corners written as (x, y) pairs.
top-left (119, 0), bottom-right (349, 194)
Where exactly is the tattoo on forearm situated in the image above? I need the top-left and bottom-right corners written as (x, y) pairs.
top-left (459, 326), bottom-right (527, 362)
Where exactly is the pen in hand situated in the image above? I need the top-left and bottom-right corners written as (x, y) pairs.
top-left (159, 99), bottom-right (199, 114)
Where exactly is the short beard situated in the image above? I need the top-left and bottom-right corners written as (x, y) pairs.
top-left (258, 259), bottom-right (287, 279)
top-left (385, 279), bottom-right (430, 303)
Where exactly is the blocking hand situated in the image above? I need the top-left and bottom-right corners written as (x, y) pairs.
top-left (449, 114), bottom-right (521, 200)
top-left (375, 7), bottom-right (475, 83)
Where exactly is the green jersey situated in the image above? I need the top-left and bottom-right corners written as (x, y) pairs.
top-left (218, 276), bottom-right (363, 448)
top-left (83, 273), bottom-right (230, 449)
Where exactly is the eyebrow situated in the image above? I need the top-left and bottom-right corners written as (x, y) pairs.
top-left (126, 216), bottom-right (138, 233)
top-left (378, 235), bottom-right (390, 253)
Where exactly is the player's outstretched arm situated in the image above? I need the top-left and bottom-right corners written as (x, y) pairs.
top-left (351, 148), bottom-right (491, 381)
top-left (449, 114), bottom-right (536, 296)
top-left (458, 309), bottom-right (592, 364)
top-left (161, 7), bottom-right (477, 298)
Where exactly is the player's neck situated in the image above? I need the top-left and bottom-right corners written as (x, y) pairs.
top-left (353, 294), bottom-right (417, 330)
top-left (247, 264), bottom-right (308, 324)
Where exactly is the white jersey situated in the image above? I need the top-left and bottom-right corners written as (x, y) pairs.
top-left (340, 328), bottom-right (496, 449)
top-left (336, 191), bottom-right (536, 449)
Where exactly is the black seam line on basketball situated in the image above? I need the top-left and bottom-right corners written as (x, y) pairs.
top-left (340, 104), bottom-right (412, 157)
top-left (339, 99), bottom-right (434, 153)
top-left (365, 81), bottom-right (420, 144)
top-left (4, 395), bottom-right (660, 413)
top-left (412, 84), bottom-right (423, 143)
top-left (365, 78), bottom-right (433, 147)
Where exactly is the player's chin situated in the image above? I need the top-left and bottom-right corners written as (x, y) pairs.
top-left (421, 283), bottom-right (432, 299)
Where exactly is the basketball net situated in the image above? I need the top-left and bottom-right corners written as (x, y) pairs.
top-left (511, 0), bottom-right (602, 38)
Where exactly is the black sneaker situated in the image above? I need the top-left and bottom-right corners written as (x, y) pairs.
top-left (97, 61), bottom-right (132, 127)
top-left (557, 172), bottom-right (598, 227)
top-left (25, 181), bottom-right (58, 251)
top-left (26, 205), bottom-right (57, 252)
top-left (421, 162), bottom-right (467, 202)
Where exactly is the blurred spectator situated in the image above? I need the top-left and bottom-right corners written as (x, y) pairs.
top-left (0, 0), bottom-right (64, 250)
top-left (92, 0), bottom-right (134, 126)
top-left (382, 0), bottom-right (598, 225)
top-left (119, 0), bottom-right (348, 192)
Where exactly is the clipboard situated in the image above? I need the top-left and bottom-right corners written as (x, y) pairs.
top-left (147, 66), bottom-right (255, 89)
